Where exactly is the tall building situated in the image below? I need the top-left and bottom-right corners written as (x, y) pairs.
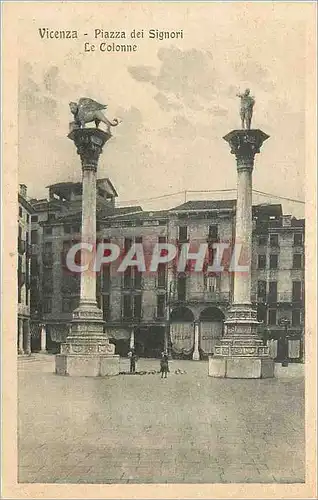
top-left (25, 181), bottom-right (305, 361)
top-left (17, 184), bottom-right (34, 354)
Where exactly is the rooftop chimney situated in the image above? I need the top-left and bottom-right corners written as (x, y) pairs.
top-left (19, 184), bottom-right (27, 199)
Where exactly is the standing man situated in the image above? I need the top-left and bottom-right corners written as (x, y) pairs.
top-left (128, 348), bottom-right (137, 374)
top-left (160, 350), bottom-right (169, 379)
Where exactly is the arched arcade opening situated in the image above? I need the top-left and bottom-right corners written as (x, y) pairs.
top-left (199, 307), bottom-right (225, 357)
top-left (170, 306), bottom-right (194, 359)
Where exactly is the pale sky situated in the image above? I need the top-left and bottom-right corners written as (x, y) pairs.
top-left (17, 2), bottom-right (309, 218)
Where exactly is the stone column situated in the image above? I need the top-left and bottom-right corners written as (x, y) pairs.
top-left (40, 324), bottom-right (47, 353)
top-left (209, 129), bottom-right (274, 379)
top-left (55, 128), bottom-right (119, 377)
top-left (129, 328), bottom-right (135, 349)
top-left (18, 318), bottom-right (24, 355)
top-left (192, 321), bottom-right (200, 360)
top-left (24, 319), bottom-right (31, 355)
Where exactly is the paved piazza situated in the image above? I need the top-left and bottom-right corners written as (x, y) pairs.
top-left (18, 355), bottom-right (305, 484)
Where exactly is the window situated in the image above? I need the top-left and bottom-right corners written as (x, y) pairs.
top-left (292, 281), bottom-right (302, 301)
top-left (72, 224), bottom-right (80, 234)
top-left (64, 225), bottom-right (71, 234)
top-left (44, 242), bottom-right (53, 253)
top-left (157, 295), bottom-right (165, 318)
top-left (124, 238), bottom-right (132, 253)
top-left (177, 275), bottom-right (187, 301)
top-left (205, 275), bottom-right (218, 292)
top-left (31, 215), bottom-right (38, 223)
top-left (62, 298), bottom-right (72, 313)
top-left (268, 309), bottom-right (277, 325)
top-left (123, 295), bottom-right (132, 319)
top-left (48, 213), bottom-right (56, 222)
top-left (257, 280), bottom-right (266, 300)
top-left (134, 269), bottom-right (142, 289)
top-left (103, 265), bottom-right (110, 291)
top-left (257, 303), bottom-right (267, 323)
top-left (19, 207), bottom-right (23, 218)
top-left (178, 226), bottom-right (188, 242)
top-left (31, 256), bottom-right (39, 275)
top-left (158, 236), bottom-right (167, 244)
top-left (26, 214), bottom-right (30, 223)
top-left (293, 233), bottom-right (303, 246)
top-left (269, 234), bottom-right (279, 247)
top-left (44, 227), bottom-right (53, 235)
top-left (43, 298), bottom-right (52, 313)
top-left (268, 281), bottom-right (277, 302)
top-left (208, 225), bottom-right (218, 240)
top-left (102, 295), bottom-right (110, 322)
top-left (258, 255), bottom-right (266, 269)
top-left (135, 236), bottom-right (142, 244)
top-left (208, 247), bottom-right (217, 267)
top-left (123, 266), bottom-right (132, 288)
top-left (31, 230), bottom-right (38, 244)
top-left (293, 254), bottom-right (302, 269)
top-left (269, 254), bottom-right (278, 269)
top-left (43, 268), bottom-right (53, 284)
top-left (258, 235), bottom-right (267, 246)
top-left (292, 309), bottom-right (301, 326)
top-left (158, 263), bottom-right (166, 288)
top-left (133, 295), bottom-right (142, 319)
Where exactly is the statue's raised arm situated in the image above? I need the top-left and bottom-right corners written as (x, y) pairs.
top-left (237, 88), bottom-right (255, 130)
top-left (69, 97), bottom-right (120, 133)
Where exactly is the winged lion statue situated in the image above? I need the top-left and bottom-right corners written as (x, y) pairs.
top-left (69, 98), bottom-right (120, 133)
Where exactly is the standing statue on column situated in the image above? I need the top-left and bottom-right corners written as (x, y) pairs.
top-left (236, 89), bottom-right (255, 130)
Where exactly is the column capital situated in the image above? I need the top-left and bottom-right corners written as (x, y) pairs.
top-left (68, 128), bottom-right (111, 171)
top-left (223, 129), bottom-right (269, 169)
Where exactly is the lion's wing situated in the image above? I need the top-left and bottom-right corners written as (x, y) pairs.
top-left (78, 98), bottom-right (107, 114)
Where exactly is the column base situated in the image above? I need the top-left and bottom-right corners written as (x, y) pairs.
top-left (192, 351), bottom-right (200, 361)
top-left (55, 353), bottom-right (120, 377)
top-left (208, 356), bottom-right (274, 379)
top-left (55, 301), bottom-right (119, 376)
top-left (209, 303), bottom-right (274, 378)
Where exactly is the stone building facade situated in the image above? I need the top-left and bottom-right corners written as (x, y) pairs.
top-left (26, 181), bottom-right (305, 360)
top-left (17, 184), bottom-right (34, 354)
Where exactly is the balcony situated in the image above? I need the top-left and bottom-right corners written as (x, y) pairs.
top-left (122, 313), bottom-right (143, 324)
top-left (170, 290), bottom-right (230, 304)
top-left (251, 294), bottom-right (267, 304)
top-left (278, 292), bottom-right (304, 304)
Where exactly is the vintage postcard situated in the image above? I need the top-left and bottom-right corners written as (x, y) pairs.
top-left (2, 1), bottom-right (317, 498)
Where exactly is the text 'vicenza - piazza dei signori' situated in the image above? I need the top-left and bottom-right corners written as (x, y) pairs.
top-left (17, 92), bottom-right (305, 377)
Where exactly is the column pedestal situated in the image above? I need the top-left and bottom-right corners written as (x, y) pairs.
top-left (18, 318), bottom-right (24, 355)
top-left (40, 324), bottom-right (47, 353)
top-left (209, 304), bottom-right (274, 378)
top-left (24, 319), bottom-right (31, 355)
top-left (55, 128), bottom-right (119, 377)
top-left (209, 129), bottom-right (274, 379)
top-left (192, 321), bottom-right (200, 360)
top-left (129, 328), bottom-right (135, 349)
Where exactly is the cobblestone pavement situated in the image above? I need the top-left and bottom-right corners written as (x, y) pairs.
top-left (18, 355), bottom-right (305, 484)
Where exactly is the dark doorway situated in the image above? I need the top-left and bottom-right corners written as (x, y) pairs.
top-left (135, 326), bottom-right (164, 358)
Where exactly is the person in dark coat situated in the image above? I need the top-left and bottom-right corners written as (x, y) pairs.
top-left (128, 348), bottom-right (137, 373)
top-left (160, 350), bottom-right (169, 378)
